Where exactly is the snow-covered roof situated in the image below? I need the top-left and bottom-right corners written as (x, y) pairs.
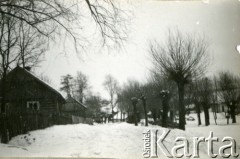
top-left (100, 106), bottom-right (112, 114)
top-left (65, 96), bottom-right (87, 109)
top-left (100, 103), bottom-right (118, 115)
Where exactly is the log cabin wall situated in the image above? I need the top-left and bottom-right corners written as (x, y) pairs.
top-left (0, 67), bottom-right (68, 143)
top-left (2, 67), bottom-right (65, 114)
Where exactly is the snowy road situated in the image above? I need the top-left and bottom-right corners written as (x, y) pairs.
top-left (0, 113), bottom-right (239, 158)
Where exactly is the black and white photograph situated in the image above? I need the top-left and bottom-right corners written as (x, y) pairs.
top-left (0, 0), bottom-right (240, 158)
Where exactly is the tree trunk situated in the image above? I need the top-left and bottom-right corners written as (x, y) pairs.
top-left (151, 109), bottom-right (157, 123)
top-left (142, 98), bottom-right (148, 126)
top-left (0, 115), bottom-right (8, 143)
top-left (177, 82), bottom-right (185, 130)
top-left (230, 106), bottom-right (236, 123)
top-left (203, 105), bottom-right (210, 126)
top-left (21, 53), bottom-right (25, 68)
top-left (212, 105), bottom-right (217, 125)
top-left (196, 103), bottom-right (201, 126)
top-left (133, 104), bottom-right (138, 126)
top-left (0, 72), bottom-right (7, 114)
top-left (162, 99), bottom-right (168, 128)
top-left (111, 103), bottom-right (114, 123)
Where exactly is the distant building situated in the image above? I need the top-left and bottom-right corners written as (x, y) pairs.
top-left (100, 104), bottom-right (119, 122)
top-left (62, 95), bottom-right (87, 118)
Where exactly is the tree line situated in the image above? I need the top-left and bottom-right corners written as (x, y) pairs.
top-left (117, 71), bottom-right (240, 128)
top-left (59, 29), bottom-right (240, 130)
top-left (59, 73), bottom-right (120, 122)
top-left (116, 29), bottom-right (240, 130)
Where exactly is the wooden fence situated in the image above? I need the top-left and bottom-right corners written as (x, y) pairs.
top-left (72, 115), bottom-right (93, 125)
top-left (0, 113), bottom-right (72, 143)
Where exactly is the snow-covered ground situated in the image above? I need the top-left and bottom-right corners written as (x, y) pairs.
top-left (0, 112), bottom-right (239, 158)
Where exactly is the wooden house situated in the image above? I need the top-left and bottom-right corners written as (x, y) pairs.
top-left (62, 95), bottom-right (87, 118)
top-left (0, 66), bottom-right (65, 115)
top-left (0, 66), bottom-right (68, 143)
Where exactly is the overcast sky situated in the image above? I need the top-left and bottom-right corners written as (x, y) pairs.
top-left (36, 0), bottom-right (240, 99)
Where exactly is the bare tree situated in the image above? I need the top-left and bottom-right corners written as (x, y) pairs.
top-left (0, 0), bottom-right (129, 50)
top-left (142, 76), bottom-right (161, 122)
top-left (17, 21), bottom-right (47, 68)
top-left (103, 74), bottom-right (119, 115)
top-left (85, 95), bottom-right (102, 119)
top-left (211, 76), bottom-right (218, 125)
top-left (218, 71), bottom-right (240, 123)
top-left (0, 10), bottom-right (19, 113)
top-left (149, 29), bottom-right (210, 130)
top-left (73, 71), bottom-right (89, 103)
top-left (0, 4), bottom-right (49, 113)
top-left (197, 78), bottom-right (212, 126)
top-left (117, 80), bottom-right (141, 123)
top-left (186, 82), bottom-right (202, 126)
top-left (147, 71), bottom-right (178, 124)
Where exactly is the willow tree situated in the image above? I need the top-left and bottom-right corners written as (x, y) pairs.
top-left (149, 30), bottom-right (210, 130)
top-left (196, 78), bottom-right (213, 126)
top-left (218, 71), bottom-right (240, 123)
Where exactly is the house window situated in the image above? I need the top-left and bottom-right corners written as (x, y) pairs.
top-left (27, 101), bottom-right (40, 111)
